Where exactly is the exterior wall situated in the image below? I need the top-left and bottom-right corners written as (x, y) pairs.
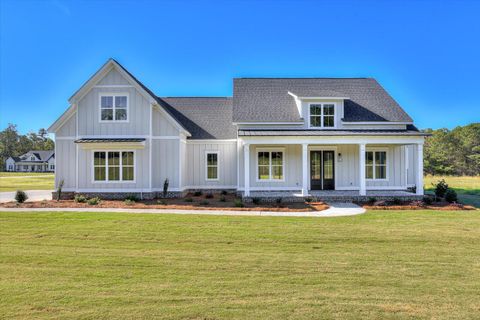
top-left (55, 140), bottom-right (76, 189)
top-left (97, 69), bottom-right (130, 86)
top-left (47, 157), bottom-right (55, 172)
top-left (56, 114), bottom-right (76, 137)
top-left (77, 86), bottom-right (151, 136)
top-left (185, 141), bottom-right (237, 188)
top-left (5, 158), bottom-right (15, 171)
top-left (151, 139), bottom-right (180, 190)
top-left (152, 108), bottom-right (179, 136)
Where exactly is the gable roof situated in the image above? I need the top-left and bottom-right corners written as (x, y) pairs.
top-left (13, 150), bottom-right (54, 163)
top-left (233, 78), bottom-right (413, 123)
top-left (160, 97), bottom-right (237, 139)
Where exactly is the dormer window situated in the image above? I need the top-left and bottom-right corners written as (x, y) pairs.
top-left (31, 156), bottom-right (35, 161)
top-left (100, 94), bottom-right (128, 122)
top-left (309, 103), bottom-right (335, 128)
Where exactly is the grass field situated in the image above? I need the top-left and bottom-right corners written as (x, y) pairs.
top-left (1, 210), bottom-right (479, 319)
top-left (425, 175), bottom-right (480, 207)
top-left (0, 172), bottom-right (54, 192)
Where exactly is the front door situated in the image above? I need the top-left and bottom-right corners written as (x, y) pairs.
top-left (310, 150), bottom-right (335, 190)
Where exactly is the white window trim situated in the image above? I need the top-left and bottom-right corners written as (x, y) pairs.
top-left (255, 147), bottom-right (286, 182)
top-left (307, 102), bottom-right (337, 129)
top-left (98, 93), bottom-right (130, 123)
top-left (205, 151), bottom-right (220, 181)
top-left (365, 147), bottom-right (389, 181)
top-left (91, 150), bottom-right (136, 183)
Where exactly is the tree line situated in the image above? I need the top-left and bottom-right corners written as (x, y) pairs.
top-left (0, 124), bottom-right (55, 169)
top-left (423, 123), bottom-right (480, 176)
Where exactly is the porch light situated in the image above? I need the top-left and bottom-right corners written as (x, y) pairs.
top-left (338, 153), bottom-right (343, 162)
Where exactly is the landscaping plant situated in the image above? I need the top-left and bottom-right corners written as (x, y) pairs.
top-left (234, 199), bottom-right (244, 208)
top-left (56, 179), bottom-right (64, 201)
top-left (434, 179), bottom-right (449, 199)
top-left (14, 190), bottom-right (28, 203)
top-left (252, 197), bottom-right (261, 205)
top-left (205, 193), bottom-right (214, 199)
top-left (87, 197), bottom-right (100, 205)
top-left (445, 189), bottom-right (458, 203)
top-left (163, 178), bottom-right (169, 197)
top-left (74, 195), bottom-right (87, 203)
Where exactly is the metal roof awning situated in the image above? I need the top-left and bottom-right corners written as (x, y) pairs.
top-left (74, 138), bottom-right (146, 149)
top-left (238, 130), bottom-right (430, 137)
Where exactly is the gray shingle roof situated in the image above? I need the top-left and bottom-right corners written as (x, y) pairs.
top-left (31, 150), bottom-right (54, 161)
top-left (233, 78), bottom-right (413, 123)
top-left (160, 97), bottom-right (237, 139)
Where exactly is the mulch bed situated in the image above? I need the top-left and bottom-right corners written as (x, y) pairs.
top-left (1, 193), bottom-right (329, 212)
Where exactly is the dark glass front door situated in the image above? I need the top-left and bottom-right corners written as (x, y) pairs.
top-left (310, 150), bottom-right (335, 190)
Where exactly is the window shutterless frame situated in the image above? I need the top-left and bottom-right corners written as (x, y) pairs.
top-left (255, 147), bottom-right (286, 182)
top-left (205, 151), bottom-right (220, 181)
top-left (98, 93), bottom-right (129, 123)
top-left (365, 147), bottom-right (389, 181)
top-left (307, 102), bottom-right (337, 129)
top-left (91, 150), bottom-right (136, 183)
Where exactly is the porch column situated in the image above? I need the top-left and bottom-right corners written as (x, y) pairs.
top-left (416, 143), bottom-right (424, 195)
top-left (301, 143), bottom-right (308, 196)
top-left (359, 143), bottom-right (366, 196)
top-left (244, 143), bottom-right (250, 197)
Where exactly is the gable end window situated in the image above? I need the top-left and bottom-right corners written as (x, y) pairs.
top-left (309, 103), bottom-right (335, 128)
top-left (365, 150), bottom-right (387, 180)
top-left (100, 94), bottom-right (128, 122)
top-left (257, 149), bottom-right (284, 181)
top-left (206, 152), bottom-right (219, 180)
top-left (93, 151), bottom-right (135, 182)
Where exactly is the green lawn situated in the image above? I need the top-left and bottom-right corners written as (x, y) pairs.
top-left (0, 173), bottom-right (54, 192)
top-left (425, 175), bottom-right (480, 207)
top-left (1, 210), bottom-right (479, 319)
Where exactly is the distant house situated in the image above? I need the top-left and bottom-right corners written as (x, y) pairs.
top-left (5, 151), bottom-right (55, 172)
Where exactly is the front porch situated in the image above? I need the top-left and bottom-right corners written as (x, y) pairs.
top-left (239, 135), bottom-right (425, 199)
top-left (241, 190), bottom-right (421, 202)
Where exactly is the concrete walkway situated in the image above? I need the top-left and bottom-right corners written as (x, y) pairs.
top-left (0, 202), bottom-right (365, 217)
top-left (0, 190), bottom-right (53, 203)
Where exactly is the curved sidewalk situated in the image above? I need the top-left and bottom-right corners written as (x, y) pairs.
top-left (0, 202), bottom-right (365, 217)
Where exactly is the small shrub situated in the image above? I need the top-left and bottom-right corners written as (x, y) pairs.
top-left (193, 191), bottom-right (203, 197)
top-left (124, 199), bottom-right (135, 206)
top-left (234, 199), bottom-right (245, 208)
top-left (410, 200), bottom-right (425, 207)
top-left (219, 196), bottom-right (226, 202)
top-left (304, 197), bottom-right (313, 203)
top-left (74, 195), bottom-right (87, 203)
top-left (56, 179), bottom-right (64, 201)
top-left (125, 194), bottom-right (138, 202)
top-left (275, 198), bottom-right (282, 205)
top-left (445, 189), bottom-right (458, 203)
top-left (392, 197), bottom-right (402, 205)
top-left (367, 197), bottom-right (377, 205)
top-left (252, 197), bottom-right (261, 205)
top-left (423, 196), bottom-right (433, 205)
top-left (434, 179), bottom-right (449, 198)
top-left (220, 190), bottom-right (228, 195)
top-left (15, 190), bottom-right (28, 203)
top-left (205, 193), bottom-right (214, 199)
top-left (163, 178), bottom-right (169, 197)
top-left (87, 197), bottom-right (100, 205)
top-left (157, 199), bottom-right (167, 205)
top-left (200, 200), bottom-right (209, 205)
top-left (184, 197), bottom-right (193, 202)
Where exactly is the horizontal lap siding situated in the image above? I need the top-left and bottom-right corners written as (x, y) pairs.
top-left (185, 142), bottom-right (237, 188)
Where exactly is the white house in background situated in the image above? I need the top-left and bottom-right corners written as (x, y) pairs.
top-left (5, 150), bottom-right (55, 172)
top-left (48, 59), bottom-right (427, 200)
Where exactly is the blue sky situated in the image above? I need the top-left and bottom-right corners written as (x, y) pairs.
top-left (1, 0), bottom-right (479, 133)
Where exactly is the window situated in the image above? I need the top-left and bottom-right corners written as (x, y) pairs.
top-left (366, 150), bottom-right (387, 180)
top-left (257, 150), bottom-right (284, 181)
top-left (100, 94), bottom-right (128, 122)
top-left (93, 151), bottom-right (134, 182)
top-left (206, 152), bottom-right (219, 180)
top-left (8, 165), bottom-right (13, 170)
top-left (309, 103), bottom-right (335, 128)
top-left (31, 156), bottom-right (35, 161)
top-left (50, 164), bottom-right (55, 170)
